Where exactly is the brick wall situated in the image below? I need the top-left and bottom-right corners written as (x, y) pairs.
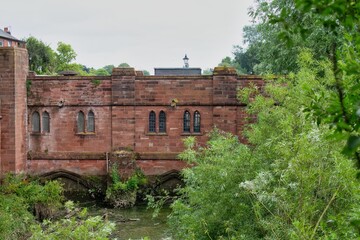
top-left (25, 66), bottom-right (263, 176)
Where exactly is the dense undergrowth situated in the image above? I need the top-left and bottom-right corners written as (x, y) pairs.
top-left (0, 174), bottom-right (114, 239)
top-left (167, 51), bottom-right (360, 239)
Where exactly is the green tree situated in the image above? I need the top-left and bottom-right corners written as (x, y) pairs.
top-left (95, 68), bottom-right (110, 76)
top-left (262, 0), bottom-right (360, 164)
top-left (103, 64), bottom-right (115, 75)
top-left (233, 0), bottom-right (340, 75)
top-left (55, 42), bottom-right (77, 72)
top-left (118, 62), bottom-right (130, 68)
top-left (143, 70), bottom-right (150, 76)
top-left (202, 68), bottom-right (213, 75)
top-left (25, 36), bottom-right (55, 74)
top-left (169, 51), bottom-right (360, 239)
top-left (218, 56), bottom-right (245, 74)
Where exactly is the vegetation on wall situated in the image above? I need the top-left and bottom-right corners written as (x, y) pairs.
top-left (105, 163), bottom-right (147, 208)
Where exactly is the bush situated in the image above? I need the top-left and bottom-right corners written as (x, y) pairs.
top-left (0, 174), bottom-right (63, 220)
top-left (106, 165), bottom-right (147, 208)
top-left (169, 52), bottom-right (360, 239)
top-left (30, 201), bottom-right (115, 239)
top-left (0, 194), bottom-right (34, 240)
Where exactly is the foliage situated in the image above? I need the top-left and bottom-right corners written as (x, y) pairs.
top-left (143, 70), bottom-right (150, 76)
top-left (25, 36), bottom-right (56, 74)
top-left (103, 65), bottom-right (115, 75)
top-left (95, 68), bottom-right (110, 76)
top-left (106, 164), bottom-right (147, 208)
top-left (169, 51), bottom-right (360, 239)
top-left (169, 130), bottom-right (262, 239)
top-left (55, 41), bottom-right (77, 72)
top-left (107, 164), bottom-right (146, 193)
top-left (30, 201), bottom-right (115, 240)
top-left (91, 79), bottom-right (102, 86)
top-left (258, 0), bottom-right (360, 164)
top-left (0, 174), bottom-right (63, 209)
top-left (0, 194), bottom-right (34, 240)
top-left (218, 56), bottom-right (245, 74)
top-left (118, 62), bottom-right (131, 68)
top-left (229, 0), bottom-right (341, 75)
top-left (0, 174), bottom-right (63, 239)
top-left (202, 68), bottom-right (213, 75)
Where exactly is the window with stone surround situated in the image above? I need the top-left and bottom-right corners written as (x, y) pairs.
top-left (183, 111), bottom-right (191, 132)
top-left (87, 111), bottom-right (95, 132)
top-left (149, 111), bottom-right (156, 132)
top-left (194, 111), bottom-right (201, 133)
top-left (42, 111), bottom-right (50, 133)
top-left (77, 111), bottom-right (85, 133)
top-left (159, 111), bottom-right (166, 133)
top-left (32, 111), bottom-right (40, 132)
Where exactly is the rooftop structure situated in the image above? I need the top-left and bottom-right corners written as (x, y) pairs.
top-left (154, 54), bottom-right (202, 76)
top-left (0, 27), bottom-right (25, 48)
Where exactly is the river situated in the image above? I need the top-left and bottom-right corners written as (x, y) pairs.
top-left (86, 204), bottom-right (172, 240)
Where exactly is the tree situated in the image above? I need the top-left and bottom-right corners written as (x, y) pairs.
top-left (169, 51), bottom-right (360, 239)
top-left (103, 65), bottom-right (115, 75)
top-left (233, 0), bottom-right (340, 75)
top-left (262, 0), bottom-right (360, 164)
top-left (202, 68), bottom-right (213, 75)
top-left (55, 42), bottom-right (77, 72)
top-left (218, 56), bottom-right (245, 74)
top-left (25, 36), bottom-right (55, 74)
top-left (118, 63), bottom-right (130, 68)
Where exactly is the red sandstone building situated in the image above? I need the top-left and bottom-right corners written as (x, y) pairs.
top-left (0, 47), bottom-right (263, 180)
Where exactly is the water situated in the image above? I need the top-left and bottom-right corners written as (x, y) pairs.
top-left (87, 204), bottom-right (172, 240)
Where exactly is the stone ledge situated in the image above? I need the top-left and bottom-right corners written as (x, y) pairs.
top-left (28, 152), bottom-right (106, 160)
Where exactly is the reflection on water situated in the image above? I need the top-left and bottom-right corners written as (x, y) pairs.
top-left (87, 204), bottom-right (172, 240)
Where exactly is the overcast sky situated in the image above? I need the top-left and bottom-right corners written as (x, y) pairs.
top-left (2, 0), bottom-right (255, 74)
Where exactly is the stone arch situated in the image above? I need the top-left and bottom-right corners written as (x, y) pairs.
top-left (154, 169), bottom-right (184, 193)
top-left (38, 170), bottom-right (104, 201)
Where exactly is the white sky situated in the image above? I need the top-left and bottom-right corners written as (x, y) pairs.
top-left (1, 0), bottom-right (255, 74)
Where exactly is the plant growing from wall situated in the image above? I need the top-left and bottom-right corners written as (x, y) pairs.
top-left (91, 79), bottom-right (101, 86)
top-left (26, 80), bottom-right (32, 96)
top-left (105, 163), bottom-right (147, 208)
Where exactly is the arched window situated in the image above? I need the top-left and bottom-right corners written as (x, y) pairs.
top-left (149, 111), bottom-right (156, 132)
top-left (159, 111), bottom-right (166, 133)
top-left (194, 111), bottom-right (201, 133)
top-left (77, 111), bottom-right (85, 133)
top-left (42, 111), bottom-right (50, 133)
top-left (87, 111), bottom-right (95, 132)
top-left (32, 111), bottom-right (40, 132)
top-left (183, 111), bottom-right (191, 132)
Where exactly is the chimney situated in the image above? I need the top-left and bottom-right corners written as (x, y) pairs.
top-left (4, 27), bottom-right (11, 35)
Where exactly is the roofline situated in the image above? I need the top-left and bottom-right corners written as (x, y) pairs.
top-left (0, 36), bottom-right (26, 43)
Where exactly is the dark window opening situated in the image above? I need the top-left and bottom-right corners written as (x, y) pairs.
top-left (42, 111), bottom-right (50, 133)
top-left (77, 111), bottom-right (85, 133)
top-left (87, 111), bottom-right (95, 132)
top-left (194, 111), bottom-right (201, 133)
top-left (32, 111), bottom-right (40, 132)
top-left (183, 111), bottom-right (191, 132)
top-left (159, 111), bottom-right (166, 133)
top-left (149, 111), bottom-right (156, 132)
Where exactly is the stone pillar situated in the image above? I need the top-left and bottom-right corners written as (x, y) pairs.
top-left (111, 68), bottom-right (136, 150)
top-left (0, 47), bottom-right (28, 176)
top-left (212, 66), bottom-right (238, 134)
